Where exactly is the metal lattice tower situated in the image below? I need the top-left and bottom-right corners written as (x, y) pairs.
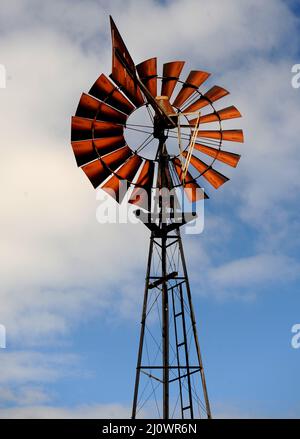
top-left (131, 228), bottom-right (211, 419)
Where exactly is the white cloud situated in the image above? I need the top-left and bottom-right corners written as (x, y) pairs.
top-left (0, 386), bottom-right (51, 406)
top-left (0, 403), bottom-right (131, 419)
top-left (0, 351), bottom-right (78, 384)
top-left (209, 253), bottom-right (300, 289)
top-left (213, 401), bottom-right (263, 419)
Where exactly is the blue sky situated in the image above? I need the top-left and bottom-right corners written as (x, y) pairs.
top-left (0, 0), bottom-right (300, 418)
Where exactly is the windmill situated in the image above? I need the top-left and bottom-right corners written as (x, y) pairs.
top-left (71, 16), bottom-right (243, 419)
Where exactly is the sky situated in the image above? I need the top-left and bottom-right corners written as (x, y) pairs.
top-left (0, 0), bottom-right (300, 419)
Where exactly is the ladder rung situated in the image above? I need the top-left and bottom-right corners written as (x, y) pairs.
top-left (175, 312), bottom-right (183, 318)
top-left (177, 341), bottom-right (185, 347)
top-left (182, 406), bottom-right (191, 411)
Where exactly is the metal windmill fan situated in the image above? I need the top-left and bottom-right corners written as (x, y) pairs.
top-left (71, 16), bottom-right (243, 420)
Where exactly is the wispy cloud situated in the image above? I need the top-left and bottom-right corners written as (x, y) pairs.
top-left (0, 351), bottom-right (78, 383)
top-left (0, 403), bottom-right (131, 419)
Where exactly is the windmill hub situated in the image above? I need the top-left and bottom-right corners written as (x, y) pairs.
top-left (153, 115), bottom-right (169, 140)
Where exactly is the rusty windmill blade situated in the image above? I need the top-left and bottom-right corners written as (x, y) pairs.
top-left (75, 93), bottom-right (128, 125)
top-left (172, 71), bottom-right (211, 108)
top-left (71, 117), bottom-right (93, 141)
top-left (182, 151), bottom-right (229, 189)
top-left (189, 106), bottom-right (242, 125)
top-left (71, 117), bottom-right (124, 141)
top-left (71, 113), bottom-right (126, 167)
top-left (93, 120), bottom-right (124, 138)
top-left (196, 129), bottom-right (244, 143)
top-left (194, 143), bottom-right (241, 168)
top-left (71, 140), bottom-right (98, 167)
top-left (183, 85), bottom-right (229, 114)
top-left (102, 154), bottom-right (143, 203)
top-left (172, 158), bottom-right (208, 201)
top-left (89, 74), bottom-right (135, 115)
top-left (161, 61), bottom-right (185, 99)
top-left (81, 159), bottom-right (111, 189)
top-left (95, 102), bottom-right (127, 125)
top-left (71, 135), bottom-right (125, 167)
top-left (110, 16), bottom-right (144, 107)
top-left (93, 135), bottom-right (126, 156)
top-left (101, 145), bottom-right (132, 169)
top-left (81, 145), bottom-right (132, 188)
top-left (75, 93), bottom-right (101, 119)
top-left (136, 58), bottom-right (157, 98)
top-left (129, 160), bottom-right (155, 210)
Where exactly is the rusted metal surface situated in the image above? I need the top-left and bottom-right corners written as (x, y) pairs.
top-left (102, 154), bottom-right (142, 203)
top-left (94, 135), bottom-right (126, 154)
top-left (71, 117), bottom-right (123, 141)
top-left (75, 93), bottom-right (101, 119)
top-left (190, 105), bottom-right (241, 124)
top-left (89, 73), bottom-right (135, 115)
top-left (194, 143), bottom-right (241, 167)
top-left (161, 61), bottom-right (185, 99)
top-left (182, 152), bottom-right (229, 189)
top-left (184, 85), bottom-right (229, 113)
top-left (129, 160), bottom-right (155, 209)
top-left (93, 120), bottom-right (124, 138)
top-left (71, 116), bottom-right (93, 141)
top-left (173, 70), bottom-right (210, 108)
top-left (71, 140), bottom-right (97, 167)
top-left (81, 159), bottom-right (110, 188)
top-left (75, 93), bottom-right (127, 124)
top-left (72, 136), bottom-right (126, 168)
top-left (110, 16), bottom-right (144, 107)
top-left (101, 145), bottom-right (132, 169)
top-left (172, 158), bottom-right (208, 201)
top-left (196, 129), bottom-right (244, 142)
top-left (136, 57), bottom-right (157, 98)
top-left (81, 145), bottom-right (132, 188)
top-left (95, 102), bottom-right (127, 125)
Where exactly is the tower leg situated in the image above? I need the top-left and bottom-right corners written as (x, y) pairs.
top-left (161, 233), bottom-right (169, 419)
top-left (132, 233), bottom-right (154, 419)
